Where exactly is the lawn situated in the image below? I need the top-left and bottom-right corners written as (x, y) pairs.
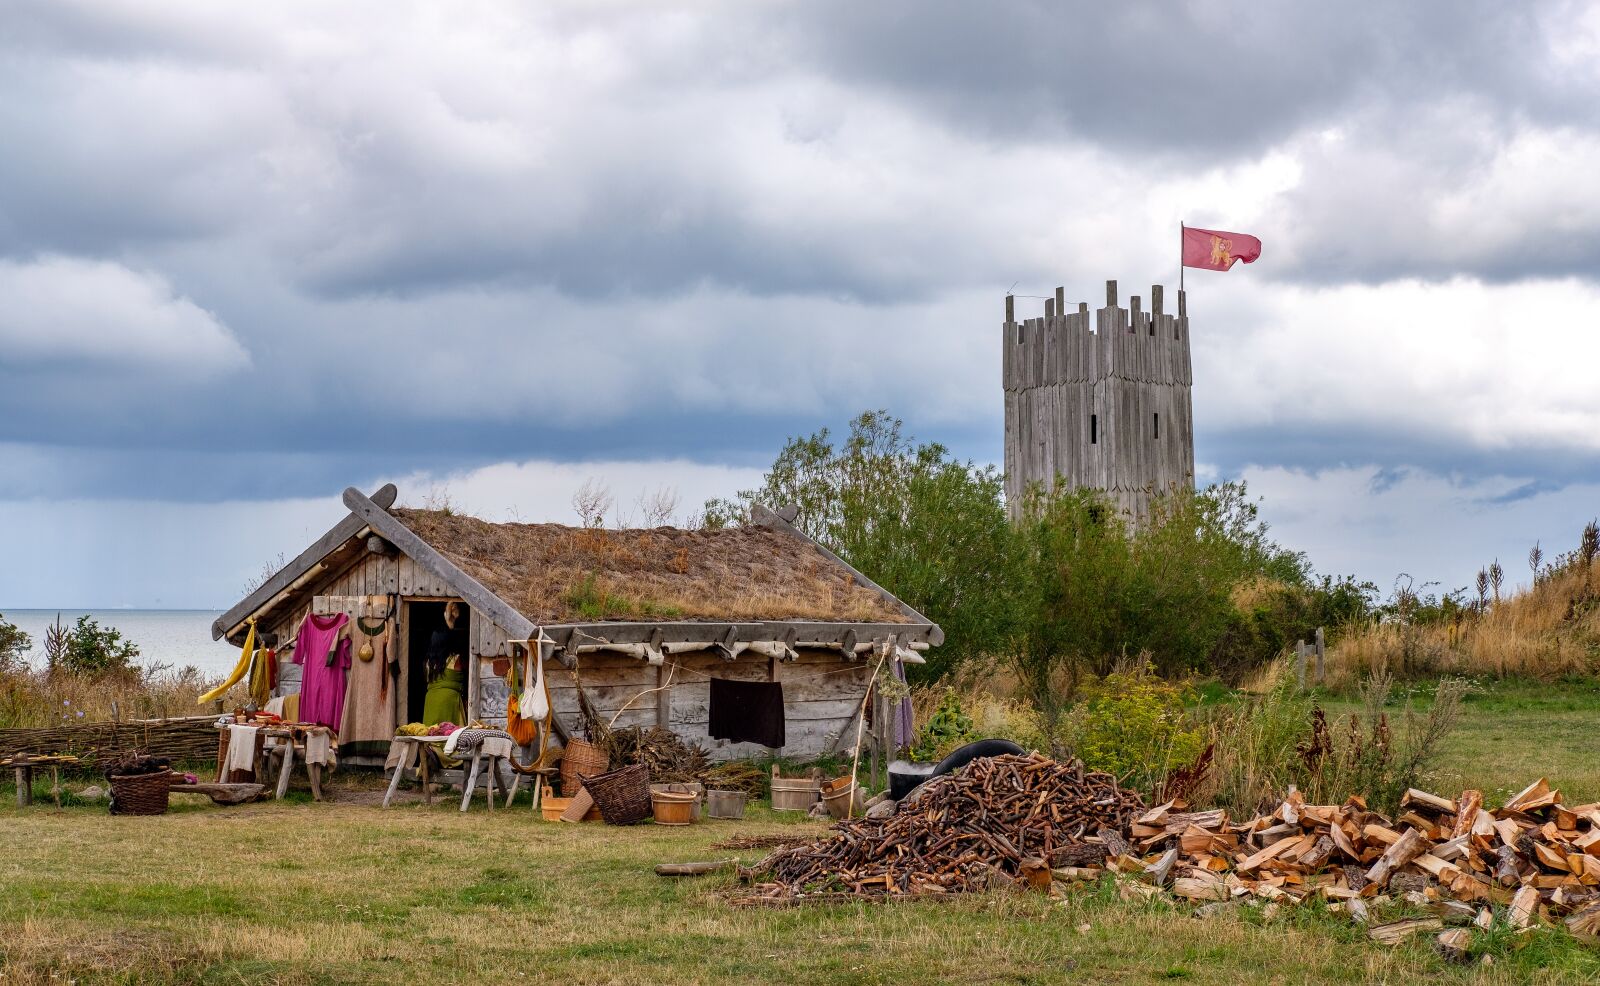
top-left (2, 678), bottom-right (1598, 985)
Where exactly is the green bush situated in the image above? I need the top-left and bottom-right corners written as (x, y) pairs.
top-left (1067, 666), bottom-right (1207, 797)
top-left (56, 616), bottom-right (139, 675)
top-left (909, 689), bottom-right (975, 761)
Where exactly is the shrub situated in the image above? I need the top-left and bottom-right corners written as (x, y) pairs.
top-left (1067, 665), bottom-right (1207, 798)
top-left (909, 689), bottom-right (976, 761)
top-left (1199, 662), bottom-right (1467, 814)
top-left (56, 616), bottom-right (139, 676)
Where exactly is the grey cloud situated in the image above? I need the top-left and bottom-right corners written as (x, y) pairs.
top-left (779, 1), bottom-right (1579, 153)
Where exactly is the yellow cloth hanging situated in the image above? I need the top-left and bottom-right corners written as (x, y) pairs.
top-left (199, 619), bottom-right (256, 705)
top-left (247, 645), bottom-right (276, 708)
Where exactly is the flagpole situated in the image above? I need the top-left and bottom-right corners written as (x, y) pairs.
top-left (1179, 221), bottom-right (1184, 294)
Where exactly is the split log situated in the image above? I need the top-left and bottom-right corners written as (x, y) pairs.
top-left (1367, 829), bottom-right (1427, 888)
top-left (1509, 885), bottom-right (1540, 929)
top-left (1097, 827), bottom-right (1133, 859)
top-left (1368, 917), bottom-right (1442, 945)
top-left (1172, 876), bottom-right (1229, 901)
top-left (1145, 848), bottom-right (1179, 887)
top-left (1451, 790), bottom-right (1483, 839)
top-left (1435, 928), bottom-right (1472, 963)
top-left (1402, 789), bottom-right (1458, 815)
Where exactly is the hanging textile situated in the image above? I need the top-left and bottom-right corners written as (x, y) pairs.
top-left (891, 657), bottom-right (915, 752)
top-left (339, 617), bottom-right (398, 758)
top-left (247, 646), bottom-right (277, 709)
top-left (199, 619), bottom-right (257, 705)
top-left (708, 677), bottom-right (785, 748)
top-left (292, 613), bottom-right (351, 731)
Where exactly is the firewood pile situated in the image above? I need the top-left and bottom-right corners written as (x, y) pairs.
top-left (733, 754), bottom-right (1600, 948)
top-left (1118, 778), bottom-right (1600, 945)
top-left (735, 753), bottom-right (1145, 903)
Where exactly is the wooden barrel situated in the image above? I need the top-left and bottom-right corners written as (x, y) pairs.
top-left (770, 765), bottom-right (821, 811)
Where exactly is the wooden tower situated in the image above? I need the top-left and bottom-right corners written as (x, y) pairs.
top-left (1002, 280), bottom-right (1195, 522)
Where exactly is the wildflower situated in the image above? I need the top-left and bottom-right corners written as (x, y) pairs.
top-left (63, 699), bottom-right (71, 705)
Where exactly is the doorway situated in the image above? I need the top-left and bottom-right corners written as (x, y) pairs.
top-left (405, 600), bottom-right (471, 724)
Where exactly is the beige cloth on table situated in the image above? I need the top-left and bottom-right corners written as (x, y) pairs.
top-left (225, 724), bottom-right (259, 776)
top-left (303, 728), bottom-right (336, 767)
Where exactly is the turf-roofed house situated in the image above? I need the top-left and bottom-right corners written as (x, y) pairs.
top-left (212, 485), bottom-right (941, 766)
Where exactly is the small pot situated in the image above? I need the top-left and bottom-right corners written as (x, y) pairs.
top-left (820, 776), bottom-right (860, 820)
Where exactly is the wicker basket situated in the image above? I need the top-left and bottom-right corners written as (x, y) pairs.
top-left (559, 738), bottom-right (610, 797)
top-left (109, 770), bottom-right (174, 816)
top-left (583, 763), bottom-right (652, 825)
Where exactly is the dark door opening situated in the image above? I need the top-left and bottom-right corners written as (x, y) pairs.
top-left (406, 600), bottom-right (471, 724)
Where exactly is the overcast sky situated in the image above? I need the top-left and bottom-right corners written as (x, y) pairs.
top-left (4, 0), bottom-right (1600, 609)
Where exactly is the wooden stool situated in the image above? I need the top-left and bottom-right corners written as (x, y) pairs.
top-left (459, 736), bottom-right (515, 812)
top-left (383, 734), bottom-right (449, 808)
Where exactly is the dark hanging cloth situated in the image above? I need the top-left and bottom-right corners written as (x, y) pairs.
top-left (708, 677), bottom-right (786, 748)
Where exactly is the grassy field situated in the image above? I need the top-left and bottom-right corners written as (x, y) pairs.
top-left (3, 679), bottom-right (1598, 985)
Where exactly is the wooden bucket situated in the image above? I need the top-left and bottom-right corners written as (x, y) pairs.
top-left (820, 776), bottom-right (860, 820)
top-left (651, 790), bottom-right (697, 826)
top-left (706, 789), bottom-right (747, 820)
top-left (651, 782), bottom-right (703, 821)
top-left (558, 738), bottom-right (610, 797)
top-left (770, 765), bottom-right (822, 812)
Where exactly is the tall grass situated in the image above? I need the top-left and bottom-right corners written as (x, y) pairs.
top-left (1196, 662), bottom-right (1467, 814)
top-left (1327, 559), bottom-right (1600, 686)
top-left (0, 658), bottom-right (222, 729)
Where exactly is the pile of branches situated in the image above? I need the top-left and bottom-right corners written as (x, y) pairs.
top-left (737, 753), bottom-right (1144, 902)
top-left (102, 752), bottom-right (172, 780)
top-left (604, 725), bottom-right (711, 783)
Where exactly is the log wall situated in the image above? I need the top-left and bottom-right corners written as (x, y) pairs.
top-left (1002, 280), bottom-right (1195, 524)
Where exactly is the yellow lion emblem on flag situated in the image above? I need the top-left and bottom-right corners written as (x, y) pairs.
top-left (1209, 234), bottom-right (1233, 268)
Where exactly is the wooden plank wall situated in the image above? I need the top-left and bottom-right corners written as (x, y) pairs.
top-left (543, 648), bottom-right (871, 760)
top-left (1003, 281), bottom-right (1195, 524)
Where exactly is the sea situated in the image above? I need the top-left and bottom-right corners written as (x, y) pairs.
top-left (2, 609), bottom-right (232, 676)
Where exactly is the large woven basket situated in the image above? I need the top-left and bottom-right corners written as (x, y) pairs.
top-left (559, 738), bottom-right (610, 797)
top-left (583, 763), bottom-right (652, 825)
top-left (109, 771), bottom-right (173, 816)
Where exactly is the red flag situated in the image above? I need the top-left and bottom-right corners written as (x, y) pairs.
top-left (1182, 226), bottom-right (1261, 272)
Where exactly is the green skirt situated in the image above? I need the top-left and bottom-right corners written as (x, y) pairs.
top-left (422, 667), bottom-right (467, 726)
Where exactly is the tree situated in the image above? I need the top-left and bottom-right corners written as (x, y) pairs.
top-left (0, 613), bottom-right (31, 673)
top-left (709, 410), bottom-right (1014, 681)
top-left (56, 615), bottom-right (139, 676)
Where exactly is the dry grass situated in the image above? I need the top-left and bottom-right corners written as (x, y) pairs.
top-left (1328, 563), bottom-right (1600, 686)
top-left (0, 663), bottom-right (219, 730)
top-left (393, 508), bottom-right (906, 625)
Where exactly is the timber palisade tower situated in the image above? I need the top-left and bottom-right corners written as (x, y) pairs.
top-left (1002, 280), bottom-right (1195, 522)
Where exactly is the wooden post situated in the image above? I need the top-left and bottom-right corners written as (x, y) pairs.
top-left (1314, 627), bottom-right (1326, 684)
top-left (1296, 641), bottom-right (1307, 691)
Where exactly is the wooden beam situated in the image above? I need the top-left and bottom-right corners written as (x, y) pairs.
top-left (550, 620), bottom-right (933, 647)
top-left (212, 484), bottom-right (397, 641)
top-left (341, 487), bottom-right (536, 643)
top-left (749, 503), bottom-right (945, 646)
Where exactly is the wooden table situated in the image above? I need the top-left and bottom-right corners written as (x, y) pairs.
top-left (383, 735), bottom-right (450, 808)
top-left (216, 723), bottom-right (335, 801)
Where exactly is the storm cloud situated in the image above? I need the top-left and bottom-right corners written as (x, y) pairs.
top-left (3, 0), bottom-right (1600, 605)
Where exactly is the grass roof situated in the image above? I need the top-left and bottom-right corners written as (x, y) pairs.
top-left (390, 508), bottom-right (910, 625)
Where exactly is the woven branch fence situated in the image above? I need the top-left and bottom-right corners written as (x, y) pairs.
top-left (0, 715), bottom-right (218, 765)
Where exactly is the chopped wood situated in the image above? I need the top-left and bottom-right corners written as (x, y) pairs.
top-left (1435, 928), bottom-right (1472, 963)
top-left (1509, 885), bottom-right (1540, 929)
top-left (1451, 790), bottom-right (1483, 838)
top-left (1568, 904), bottom-right (1600, 940)
top-left (1367, 828), bottom-right (1427, 888)
top-left (1402, 789), bottom-right (1458, 815)
top-left (1505, 778), bottom-right (1555, 813)
top-left (1172, 876), bottom-right (1229, 901)
top-left (1368, 917), bottom-right (1443, 945)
